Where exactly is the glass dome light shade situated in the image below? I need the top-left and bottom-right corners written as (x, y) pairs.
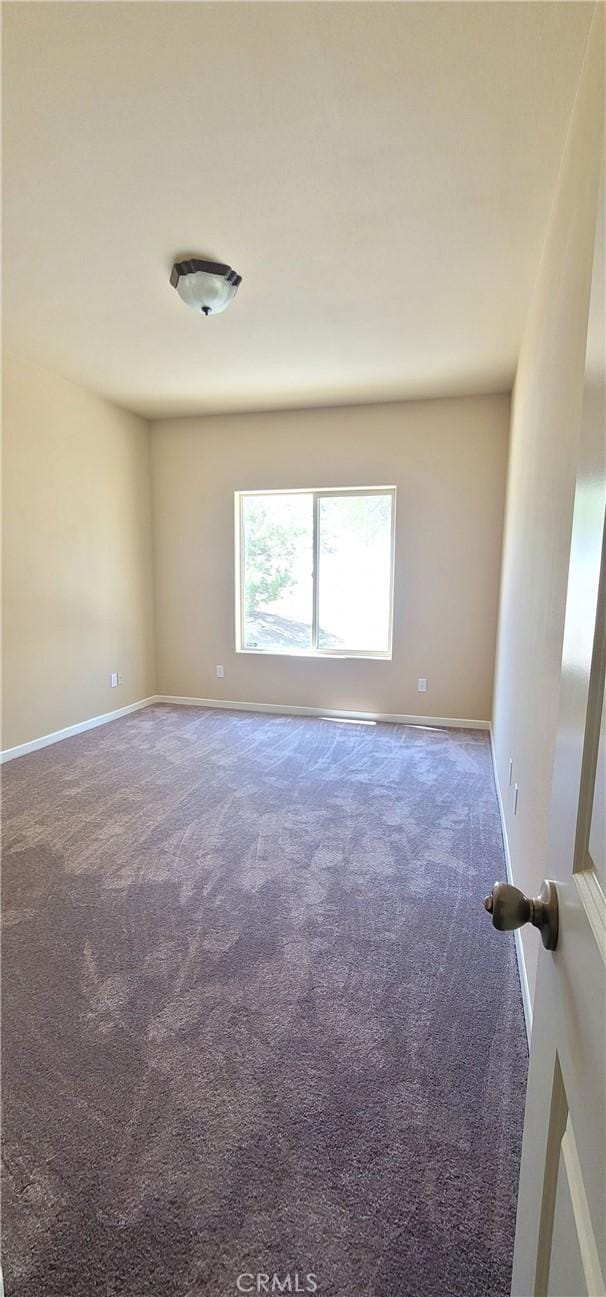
top-left (170, 258), bottom-right (242, 316)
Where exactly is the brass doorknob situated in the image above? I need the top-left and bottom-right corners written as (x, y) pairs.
top-left (483, 880), bottom-right (559, 950)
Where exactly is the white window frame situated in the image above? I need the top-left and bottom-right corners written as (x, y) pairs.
top-left (235, 486), bottom-right (396, 660)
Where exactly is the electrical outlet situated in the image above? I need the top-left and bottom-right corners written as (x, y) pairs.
top-left (508, 758), bottom-right (513, 786)
top-left (417, 677), bottom-right (427, 693)
top-left (513, 783), bottom-right (519, 816)
top-left (216, 665), bottom-right (224, 678)
top-left (110, 672), bottom-right (118, 688)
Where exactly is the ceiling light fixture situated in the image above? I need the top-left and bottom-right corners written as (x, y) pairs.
top-left (170, 257), bottom-right (242, 316)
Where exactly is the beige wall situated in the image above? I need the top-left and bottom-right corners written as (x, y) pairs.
top-left (1, 351), bottom-right (156, 750)
top-left (151, 395), bottom-right (509, 721)
top-left (492, 9), bottom-right (604, 1005)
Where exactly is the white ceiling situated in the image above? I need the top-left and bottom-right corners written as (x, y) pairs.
top-left (2, 1), bottom-right (593, 419)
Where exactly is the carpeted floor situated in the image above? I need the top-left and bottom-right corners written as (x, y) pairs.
top-left (1, 705), bottom-right (528, 1297)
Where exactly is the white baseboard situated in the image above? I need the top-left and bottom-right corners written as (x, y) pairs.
top-left (0, 697), bottom-right (157, 764)
top-left (489, 727), bottom-right (533, 1044)
top-left (154, 694), bottom-right (490, 731)
top-left (0, 693), bottom-right (490, 762)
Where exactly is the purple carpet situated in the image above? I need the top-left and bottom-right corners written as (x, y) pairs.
top-left (1, 705), bottom-right (527, 1296)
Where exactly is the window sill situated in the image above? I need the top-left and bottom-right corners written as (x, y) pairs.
top-left (235, 648), bottom-right (392, 662)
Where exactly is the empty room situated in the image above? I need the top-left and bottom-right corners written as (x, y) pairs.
top-left (1, 3), bottom-right (605, 1296)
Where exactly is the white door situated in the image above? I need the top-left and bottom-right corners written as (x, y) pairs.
top-left (504, 169), bottom-right (605, 1297)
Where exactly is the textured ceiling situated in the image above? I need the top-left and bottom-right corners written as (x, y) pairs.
top-left (2, 1), bottom-right (593, 418)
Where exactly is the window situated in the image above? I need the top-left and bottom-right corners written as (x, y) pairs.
top-left (236, 488), bottom-right (396, 658)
